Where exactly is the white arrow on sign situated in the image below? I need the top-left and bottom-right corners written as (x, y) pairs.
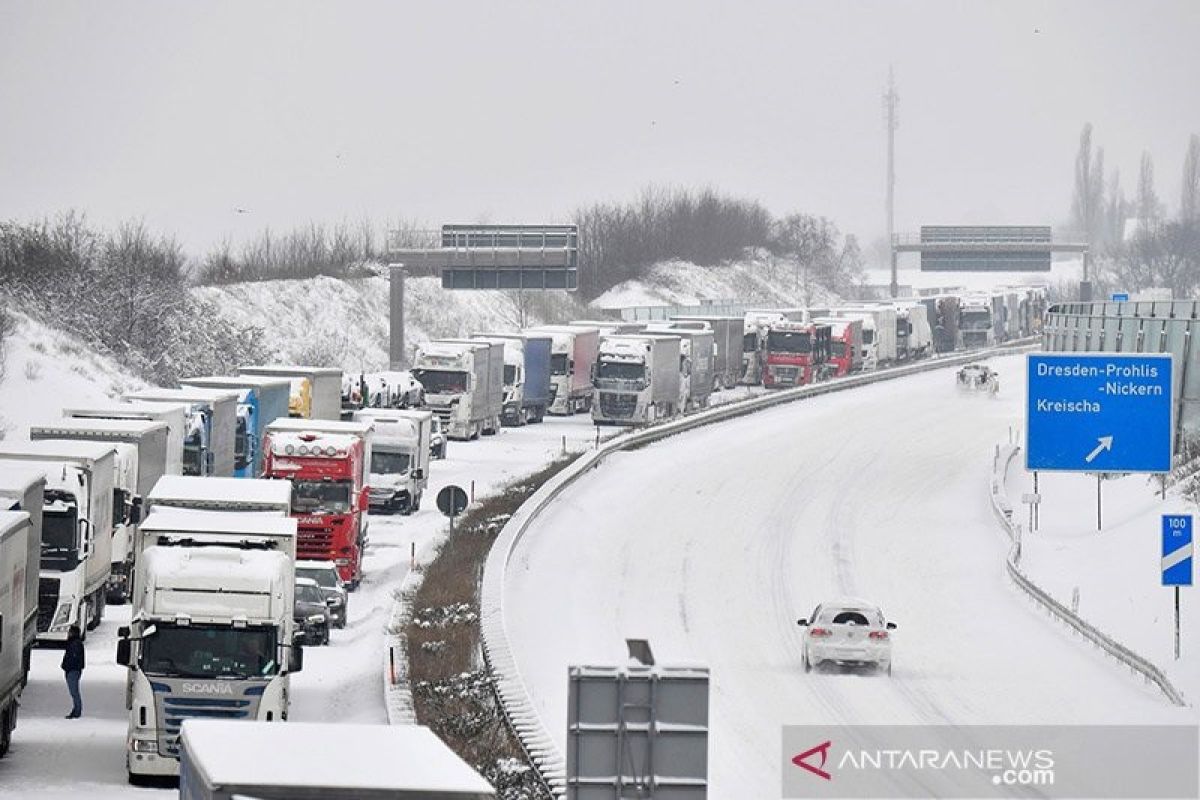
top-left (1084, 435), bottom-right (1114, 464)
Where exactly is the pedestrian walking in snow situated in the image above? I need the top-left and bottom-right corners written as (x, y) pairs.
top-left (62, 625), bottom-right (85, 719)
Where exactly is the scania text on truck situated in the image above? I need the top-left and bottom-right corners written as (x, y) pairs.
top-left (526, 325), bottom-right (598, 415)
top-left (670, 315), bottom-right (743, 390)
top-left (410, 340), bottom-right (498, 439)
top-left (124, 387), bottom-right (239, 478)
top-left (812, 317), bottom-right (863, 377)
top-left (353, 408), bottom-right (431, 515)
top-left (181, 376), bottom-right (291, 478)
top-left (646, 324), bottom-right (715, 411)
top-left (761, 321), bottom-right (832, 388)
top-left (471, 333), bottom-right (552, 426)
top-left (960, 294), bottom-right (996, 348)
top-left (30, 418), bottom-right (169, 605)
top-left (0, 464), bottom-right (45, 682)
top-left (592, 334), bottom-right (682, 425)
top-left (64, 401), bottom-right (188, 476)
top-left (0, 440), bottom-right (115, 641)
top-left (261, 418), bottom-right (372, 588)
top-left (238, 366), bottom-right (343, 421)
top-left (117, 510), bottom-right (301, 781)
top-left (0, 511), bottom-right (32, 757)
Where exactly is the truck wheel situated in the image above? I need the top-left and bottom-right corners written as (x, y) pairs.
top-left (412, 492), bottom-right (422, 511)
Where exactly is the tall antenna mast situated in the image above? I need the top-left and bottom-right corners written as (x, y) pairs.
top-left (884, 66), bottom-right (899, 297)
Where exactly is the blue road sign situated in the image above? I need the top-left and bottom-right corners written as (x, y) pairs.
top-left (1026, 353), bottom-right (1173, 472)
top-left (1162, 515), bottom-right (1193, 587)
top-left (1110, 292), bottom-right (1130, 302)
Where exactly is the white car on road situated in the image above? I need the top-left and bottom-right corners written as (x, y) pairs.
top-left (798, 597), bottom-right (896, 675)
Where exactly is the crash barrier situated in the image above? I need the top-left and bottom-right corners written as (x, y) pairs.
top-left (481, 338), bottom-right (1041, 796)
top-left (990, 443), bottom-right (1187, 707)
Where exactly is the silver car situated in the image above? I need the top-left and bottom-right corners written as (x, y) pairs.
top-left (798, 598), bottom-right (896, 675)
top-left (295, 560), bottom-right (348, 629)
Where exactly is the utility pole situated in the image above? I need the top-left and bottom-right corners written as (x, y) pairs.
top-left (884, 67), bottom-right (899, 298)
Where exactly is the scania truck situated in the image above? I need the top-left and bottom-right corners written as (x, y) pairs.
top-left (117, 510), bottom-right (301, 782)
top-left (525, 325), bottom-right (598, 415)
top-left (125, 387), bottom-right (238, 478)
top-left (262, 418), bottom-right (372, 588)
top-left (181, 376), bottom-right (291, 477)
top-left (0, 511), bottom-right (32, 757)
top-left (592, 334), bottom-right (682, 425)
top-left (411, 340), bottom-right (501, 440)
top-left (0, 440), bottom-right (114, 641)
top-left (239, 366), bottom-right (342, 421)
top-left (354, 409), bottom-right (431, 515)
top-left (471, 333), bottom-right (552, 425)
top-left (0, 464), bottom-right (44, 682)
top-left (30, 418), bottom-right (170, 605)
top-left (64, 401), bottom-right (188, 476)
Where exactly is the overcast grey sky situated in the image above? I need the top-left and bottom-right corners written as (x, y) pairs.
top-left (1, 1), bottom-right (1197, 258)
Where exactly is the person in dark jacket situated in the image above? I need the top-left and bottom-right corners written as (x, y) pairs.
top-left (61, 625), bottom-right (85, 719)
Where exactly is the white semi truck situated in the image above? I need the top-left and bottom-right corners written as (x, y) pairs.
top-left (0, 440), bottom-right (114, 641)
top-left (0, 464), bottom-right (45, 683)
top-left (411, 340), bottom-right (501, 440)
top-left (125, 387), bottom-right (239, 478)
top-left (354, 408), bottom-right (431, 515)
top-left (833, 306), bottom-right (899, 369)
top-left (526, 325), bottom-right (599, 415)
top-left (646, 324), bottom-right (714, 412)
top-left (63, 401), bottom-right (188, 476)
top-left (0, 511), bottom-right (32, 758)
top-left (741, 311), bottom-right (786, 384)
top-left (592, 334), bottom-right (682, 425)
top-left (960, 294), bottom-right (996, 349)
top-left (118, 510), bottom-right (301, 781)
top-left (30, 418), bottom-right (170, 605)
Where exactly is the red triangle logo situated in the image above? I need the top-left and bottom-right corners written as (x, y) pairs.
top-left (792, 739), bottom-right (833, 781)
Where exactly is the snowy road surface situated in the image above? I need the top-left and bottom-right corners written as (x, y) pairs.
top-left (0, 414), bottom-right (613, 798)
top-left (503, 354), bottom-right (1197, 798)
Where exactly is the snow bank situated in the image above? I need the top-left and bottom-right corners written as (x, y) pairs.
top-left (193, 273), bottom-right (588, 374)
top-left (0, 308), bottom-right (145, 439)
top-left (590, 255), bottom-right (843, 311)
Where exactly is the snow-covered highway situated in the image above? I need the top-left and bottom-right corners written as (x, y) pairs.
top-left (502, 354), bottom-right (1196, 798)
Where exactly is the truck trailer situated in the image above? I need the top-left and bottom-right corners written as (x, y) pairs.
top-left (118, 510), bottom-right (301, 781)
top-left (525, 325), bottom-right (598, 415)
top-left (63, 401), bottom-right (188, 476)
top-left (354, 408), bottom-right (431, 515)
top-left (0, 440), bottom-right (115, 641)
top-left (670, 315), bottom-right (743, 390)
top-left (411, 340), bottom-right (501, 439)
top-left (646, 324), bottom-right (714, 411)
top-left (181, 376), bottom-right (292, 477)
top-left (471, 333), bottom-right (552, 425)
top-left (262, 418), bottom-right (372, 588)
top-left (0, 464), bottom-right (45, 682)
top-left (146, 475), bottom-right (292, 517)
top-left (592, 334), bottom-right (682, 425)
top-left (29, 418), bottom-right (170, 605)
top-left (124, 387), bottom-right (239, 478)
top-left (0, 511), bottom-right (32, 758)
top-left (238, 366), bottom-right (343, 421)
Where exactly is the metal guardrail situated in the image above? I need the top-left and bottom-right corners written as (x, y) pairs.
top-left (989, 443), bottom-right (1187, 707)
top-left (481, 338), bottom-right (1043, 796)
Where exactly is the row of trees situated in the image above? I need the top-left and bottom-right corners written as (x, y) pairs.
top-left (1070, 125), bottom-right (1200, 297)
top-left (0, 213), bottom-right (268, 385)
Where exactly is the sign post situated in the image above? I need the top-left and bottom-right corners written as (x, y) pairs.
top-left (1162, 514), bottom-right (1193, 660)
top-left (437, 484), bottom-right (469, 532)
top-left (1026, 353), bottom-right (1174, 530)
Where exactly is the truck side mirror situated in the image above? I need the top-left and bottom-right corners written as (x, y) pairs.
top-left (129, 497), bottom-right (143, 526)
top-left (412, 469), bottom-right (424, 480)
top-left (116, 637), bottom-right (131, 667)
top-left (797, 619), bottom-right (808, 626)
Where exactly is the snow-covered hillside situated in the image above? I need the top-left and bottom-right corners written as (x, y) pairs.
top-left (193, 274), bottom-right (590, 373)
top-left (590, 253), bottom-right (843, 310)
top-left (0, 309), bottom-right (145, 438)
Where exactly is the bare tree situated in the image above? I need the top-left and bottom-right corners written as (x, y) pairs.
top-left (1105, 168), bottom-right (1128, 248)
top-left (1182, 134), bottom-right (1200, 222)
top-left (1137, 151), bottom-right (1161, 225)
top-left (1070, 124), bottom-right (1105, 244)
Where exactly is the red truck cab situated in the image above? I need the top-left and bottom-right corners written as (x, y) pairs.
top-left (762, 322), bottom-right (833, 388)
top-left (262, 419), bottom-right (373, 588)
top-left (815, 317), bottom-right (863, 377)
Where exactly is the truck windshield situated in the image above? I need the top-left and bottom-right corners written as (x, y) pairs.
top-left (961, 312), bottom-right (992, 330)
top-left (597, 361), bottom-right (645, 381)
top-left (550, 353), bottom-right (569, 376)
top-left (291, 480), bottom-right (352, 514)
top-left (41, 509), bottom-right (80, 571)
top-left (412, 369), bottom-right (466, 394)
top-left (140, 624), bottom-right (278, 679)
top-left (371, 451), bottom-right (410, 475)
top-left (234, 414), bottom-right (249, 470)
top-left (862, 329), bottom-right (875, 344)
top-left (767, 331), bottom-right (812, 353)
top-left (830, 341), bottom-right (847, 358)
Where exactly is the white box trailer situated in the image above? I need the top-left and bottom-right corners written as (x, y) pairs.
top-left (63, 401), bottom-right (188, 476)
top-left (526, 325), bottom-right (599, 415)
top-left (178, 720), bottom-right (495, 800)
top-left (647, 324), bottom-right (714, 411)
top-left (0, 511), bottom-right (32, 758)
top-left (146, 475), bottom-right (292, 516)
top-left (29, 418), bottom-right (170, 604)
top-left (440, 339), bottom-right (504, 433)
top-left (0, 440), bottom-right (115, 641)
top-left (670, 315), bottom-right (742, 390)
top-left (238, 366), bottom-right (343, 421)
top-left (832, 306), bottom-right (898, 367)
top-left (0, 465), bottom-right (44, 681)
top-left (124, 387), bottom-right (239, 478)
top-left (354, 408), bottom-right (431, 515)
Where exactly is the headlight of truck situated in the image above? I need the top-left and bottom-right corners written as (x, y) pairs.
top-left (131, 738), bottom-right (158, 753)
top-left (51, 603), bottom-right (73, 629)
top-left (307, 614), bottom-right (326, 624)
